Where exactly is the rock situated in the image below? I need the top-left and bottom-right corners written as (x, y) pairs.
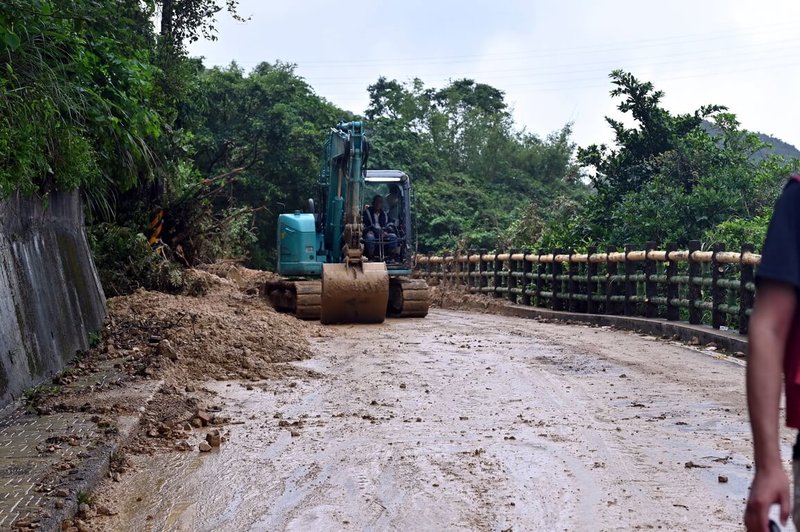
top-left (690, 336), bottom-right (701, 346)
top-left (176, 440), bottom-right (192, 451)
top-left (79, 503), bottom-right (90, 515)
top-left (75, 519), bottom-right (90, 532)
top-left (399, 383), bottom-right (407, 389)
top-left (195, 410), bottom-right (211, 426)
top-left (206, 430), bottom-right (222, 447)
top-left (96, 504), bottom-right (118, 516)
top-left (54, 488), bottom-right (69, 498)
top-left (183, 422), bottom-right (193, 432)
top-left (190, 417), bottom-right (203, 428)
top-left (718, 475), bottom-right (729, 483)
top-left (185, 385), bottom-right (196, 393)
top-left (158, 339), bottom-right (178, 361)
top-left (198, 441), bottom-right (212, 452)
top-left (112, 472), bottom-right (122, 482)
top-left (290, 430), bottom-right (301, 437)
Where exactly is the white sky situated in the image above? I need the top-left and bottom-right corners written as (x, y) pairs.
top-left (189, 0), bottom-right (800, 149)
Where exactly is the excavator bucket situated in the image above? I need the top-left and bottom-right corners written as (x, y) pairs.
top-left (320, 262), bottom-right (389, 324)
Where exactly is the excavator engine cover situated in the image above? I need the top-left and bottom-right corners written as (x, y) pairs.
top-left (321, 262), bottom-right (389, 324)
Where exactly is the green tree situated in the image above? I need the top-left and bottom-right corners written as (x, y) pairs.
top-left (535, 71), bottom-right (799, 252)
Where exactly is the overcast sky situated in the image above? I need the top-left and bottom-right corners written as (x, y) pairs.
top-left (189, 0), bottom-right (800, 149)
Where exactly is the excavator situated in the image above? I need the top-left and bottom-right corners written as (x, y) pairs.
top-left (264, 121), bottom-right (429, 324)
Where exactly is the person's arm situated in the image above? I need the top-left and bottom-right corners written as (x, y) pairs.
top-left (363, 207), bottom-right (374, 233)
top-left (745, 280), bottom-right (797, 531)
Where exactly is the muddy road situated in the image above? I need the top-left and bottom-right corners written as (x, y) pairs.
top-left (94, 309), bottom-right (792, 531)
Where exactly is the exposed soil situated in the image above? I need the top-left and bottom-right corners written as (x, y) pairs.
top-left (15, 265), bottom-right (322, 531)
top-left (82, 305), bottom-right (794, 531)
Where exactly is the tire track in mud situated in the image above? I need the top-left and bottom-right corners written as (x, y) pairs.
top-left (92, 309), bottom-right (794, 531)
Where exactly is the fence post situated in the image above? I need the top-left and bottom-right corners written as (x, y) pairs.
top-left (508, 250), bottom-right (518, 304)
top-left (453, 251), bottom-right (460, 288)
top-left (459, 251), bottom-right (466, 288)
top-left (522, 251), bottom-right (532, 306)
top-left (739, 243), bottom-right (755, 335)
top-left (688, 240), bottom-right (702, 325)
top-left (479, 248), bottom-right (488, 294)
top-left (425, 252), bottom-right (432, 282)
top-left (623, 244), bottom-right (635, 316)
top-left (645, 241), bottom-right (657, 319)
top-left (606, 246), bottom-right (617, 315)
top-left (467, 249), bottom-right (475, 293)
top-left (711, 244), bottom-right (726, 329)
top-left (493, 251), bottom-right (502, 298)
top-left (567, 251), bottom-right (578, 312)
top-left (587, 246), bottom-right (598, 314)
top-left (552, 249), bottom-right (563, 311)
top-left (665, 242), bottom-right (679, 322)
top-left (535, 251), bottom-right (545, 307)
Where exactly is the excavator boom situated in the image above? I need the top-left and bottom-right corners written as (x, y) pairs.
top-left (318, 122), bottom-right (388, 324)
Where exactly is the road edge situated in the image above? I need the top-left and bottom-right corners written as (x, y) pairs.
top-left (433, 298), bottom-right (749, 355)
top-left (36, 379), bottom-right (163, 532)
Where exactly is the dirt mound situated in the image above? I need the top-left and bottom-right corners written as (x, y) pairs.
top-left (198, 262), bottom-right (281, 294)
top-left (28, 266), bottom-right (317, 454)
top-left (107, 271), bottom-right (313, 383)
top-left (429, 283), bottom-right (505, 312)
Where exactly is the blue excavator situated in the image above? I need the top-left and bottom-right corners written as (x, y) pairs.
top-left (264, 121), bottom-right (429, 324)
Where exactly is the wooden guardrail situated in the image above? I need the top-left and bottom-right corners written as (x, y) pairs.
top-left (416, 241), bottom-right (761, 335)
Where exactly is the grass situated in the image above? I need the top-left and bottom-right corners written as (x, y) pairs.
top-left (76, 490), bottom-right (94, 505)
top-left (88, 331), bottom-right (102, 348)
top-left (22, 384), bottom-right (60, 404)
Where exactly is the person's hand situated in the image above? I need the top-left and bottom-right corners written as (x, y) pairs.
top-left (745, 466), bottom-right (791, 531)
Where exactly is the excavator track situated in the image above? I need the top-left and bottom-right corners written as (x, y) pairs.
top-left (263, 279), bottom-right (322, 320)
top-left (388, 277), bottom-right (430, 318)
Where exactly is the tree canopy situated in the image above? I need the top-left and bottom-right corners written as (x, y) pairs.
top-left (2, 2), bottom-right (797, 291)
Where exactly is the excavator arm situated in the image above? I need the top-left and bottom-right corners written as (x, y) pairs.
top-left (319, 122), bottom-right (389, 324)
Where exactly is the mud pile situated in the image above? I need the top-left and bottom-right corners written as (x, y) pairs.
top-left (429, 283), bottom-right (508, 312)
top-left (107, 267), bottom-right (312, 383)
top-left (31, 265), bottom-right (316, 454)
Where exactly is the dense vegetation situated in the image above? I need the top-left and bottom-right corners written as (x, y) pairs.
top-left (1, 4), bottom-right (798, 294)
top-left (526, 70), bottom-right (799, 253)
top-left (364, 77), bottom-right (584, 250)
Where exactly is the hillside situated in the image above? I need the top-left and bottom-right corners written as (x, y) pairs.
top-left (701, 121), bottom-right (800, 160)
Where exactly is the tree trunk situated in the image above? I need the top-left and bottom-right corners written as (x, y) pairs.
top-left (160, 0), bottom-right (174, 40)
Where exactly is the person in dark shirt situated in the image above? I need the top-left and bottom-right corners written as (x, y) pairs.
top-left (746, 175), bottom-right (800, 531)
top-left (363, 195), bottom-right (397, 259)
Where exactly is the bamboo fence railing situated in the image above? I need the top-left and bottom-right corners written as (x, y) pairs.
top-left (416, 241), bottom-right (760, 335)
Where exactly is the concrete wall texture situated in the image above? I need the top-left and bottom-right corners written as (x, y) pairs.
top-left (0, 191), bottom-right (106, 407)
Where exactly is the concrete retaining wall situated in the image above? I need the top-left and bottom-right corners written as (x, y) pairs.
top-left (0, 191), bottom-right (106, 406)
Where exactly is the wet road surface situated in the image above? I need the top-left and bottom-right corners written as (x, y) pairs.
top-left (96, 309), bottom-right (794, 531)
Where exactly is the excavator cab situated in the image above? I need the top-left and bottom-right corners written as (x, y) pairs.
top-left (363, 170), bottom-right (415, 273)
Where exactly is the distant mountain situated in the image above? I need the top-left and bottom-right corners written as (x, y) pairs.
top-left (752, 131), bottom-right (800, 161)
top-left (701, 121), bottom-right (800, 161)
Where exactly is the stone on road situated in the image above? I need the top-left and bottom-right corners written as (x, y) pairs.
top-left (95, 309), bottom-right (787, 531)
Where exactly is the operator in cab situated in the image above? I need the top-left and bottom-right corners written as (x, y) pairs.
top-left (363, 195), bottom-right (397, 259)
